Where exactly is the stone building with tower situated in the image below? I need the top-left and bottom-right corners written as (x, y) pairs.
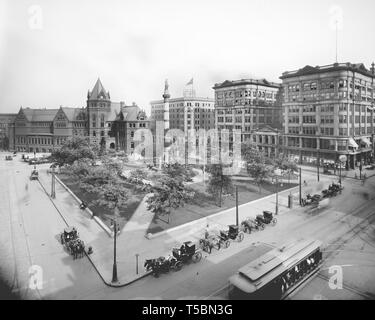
top-left (280, 62), bottom-right (375, 169)
top-left (9, 78), bottom-right (148, 154)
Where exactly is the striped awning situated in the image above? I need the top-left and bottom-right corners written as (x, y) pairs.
top-left (348, 137), bottom-right (359, 149)
top-left (361, 136), bottom-right (371, 147)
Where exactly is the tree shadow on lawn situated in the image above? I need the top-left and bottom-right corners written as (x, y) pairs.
top-left (146, 179), bottom-right (298, 234)
top-left (59, 175), bottom-right (146, 229)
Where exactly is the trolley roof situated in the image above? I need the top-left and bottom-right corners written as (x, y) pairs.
top-left (229, 239), bottom-right (322, 293)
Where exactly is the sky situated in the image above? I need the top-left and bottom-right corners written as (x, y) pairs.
top-left (0, 0), bottom-right (375, 115)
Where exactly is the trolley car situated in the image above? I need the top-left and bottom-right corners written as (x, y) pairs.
top-left (228, 239), bottom-right (322, 300)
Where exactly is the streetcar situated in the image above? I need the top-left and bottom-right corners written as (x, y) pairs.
top-left (228, 239), bottom-right (322, 300)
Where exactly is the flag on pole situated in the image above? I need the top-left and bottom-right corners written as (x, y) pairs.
top-left (186, 78), bottom-right (193, 86)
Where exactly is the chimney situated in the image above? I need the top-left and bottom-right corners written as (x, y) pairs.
top-left (371, 62), bottom-right (375, 75)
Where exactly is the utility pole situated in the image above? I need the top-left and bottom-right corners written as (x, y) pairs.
top-left (235, 186), bottom-right (239, 226)
top-left (299, 167), bottom-right (302, 206)
top-left (51, 166), bottom-right (56, 199)
top-left (317, 150), bottom-right (320, 182)
top-left (111, 217), bottom-right (119, 283)
top-left (275, 176), bottom-right (279, 215)
top-left (135, 254), bottom-right (139, 275)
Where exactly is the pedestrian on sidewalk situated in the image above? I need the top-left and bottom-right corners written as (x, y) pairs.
top-left (204, 224), bottom-right (209, 239)
top-left (303, 180), bottom-right (307, 186)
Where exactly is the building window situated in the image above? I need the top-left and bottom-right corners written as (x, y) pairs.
top-left (130, 142), bottom-right (134, 149)
top-left (92, 114), bottom-right (97, 127)
top-left (100, 114), bottom-right (105, 127)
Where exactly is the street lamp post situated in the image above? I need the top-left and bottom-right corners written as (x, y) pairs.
top-left (299, 167), bottom-right (302, 206)
top-left (338, 155), bottom-right (347, 186)
top-left (275, 176), bottom-right (279, 215)
top-left (51, 166), bottom-right (56, 199)
top-left (111, 217), bottom-right (120, 283)
top-left (317, 150), bottom-right (320, 182)
top-left (235, 186), bottom-right (239, 226)
top-left (135, 254), bottom-right (139, 275)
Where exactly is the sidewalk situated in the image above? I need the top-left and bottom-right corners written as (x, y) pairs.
top-left (37, 167), bottom-right (334, 287)
top-left (300, 164), bottom-right (375, 181)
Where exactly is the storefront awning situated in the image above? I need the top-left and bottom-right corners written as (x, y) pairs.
top-left (348, 137), bottom-right (359, 149)
top-left (361, 136), bottom-right (371, 147)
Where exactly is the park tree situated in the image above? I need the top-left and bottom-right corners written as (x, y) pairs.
top-left (162, 163), bottom-right (195, 183)
top-left (81, 178), bottom-right (130, 219)
top-left (51, 136), bottom-right (97, 166)
top-left (241, 140), bottom-right (272, 193)
top-left (206, 163), bottom-right (234, 207)
top-left (146, 174), bottom-right (195, 224)
top-left (246, 161), bottom-right (272, 193)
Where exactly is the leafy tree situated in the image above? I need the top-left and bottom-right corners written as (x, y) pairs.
top-left (206, 163), bottom-right (234, 207)
top-left (162, 163), bottom-right (195, 183)
top-left (51, 136), bottom-right (97, 166)
top-left (81, 178), bottom-right (130, 218)
top-left (146, 174), bottom-right (195, 223)
top-left (69, 158), bottom-right (93, 177)
top-left (130, 168), bottom-right (149, 181)
top-left (241, 140), bottom-right (272, 193)
top-left (246, 161), bottom-right (272, 193)
top-left (241, 140), bottom-right (264, 164)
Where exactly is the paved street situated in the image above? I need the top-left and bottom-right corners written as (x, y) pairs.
top-left (1, 152), bottom-right (375, 300)
top-left (0, 153), bottom-right (104, 299)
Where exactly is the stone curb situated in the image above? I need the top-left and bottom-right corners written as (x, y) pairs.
top-left (146, 185), bottom-right (300, 240)
top-left (54, 175), bottom-right (113, 238)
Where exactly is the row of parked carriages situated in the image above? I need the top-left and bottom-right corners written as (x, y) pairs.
top-left (301, 182), bottom-right (343, 207)
top-left (144, 241), bottom-right (202, 277)
top-left (199, 211), bottom-right (277, 254)
top-left (145, 210), bottom-right (278, 278)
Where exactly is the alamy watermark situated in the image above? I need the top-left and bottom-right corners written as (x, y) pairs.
top-left (133, 121), bottom-right (242, 175)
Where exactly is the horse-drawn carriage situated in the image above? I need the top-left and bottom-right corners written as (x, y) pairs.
top-left (301, 193), bottom-right (321, 207)
top-left (30, 169), bottom-right (39, 180)
top-left (60, 226), bottom-right (85, 259)
top-left (218, 225), bottom-right (244, 248)
top-left (144, 255), bottom-right (182, 277)
top-left (255, 211), bottom-right (277, 227)
top-left (321, 182), bottom-right (343, 199)
top-left (241, 217), bottom-right (265, 233)
top-left (199, 234), bottom-right (221, 253)
top-left (144, 241), bottom-right (202, 278)
top-left (172, 241), bottom-right (202, 264)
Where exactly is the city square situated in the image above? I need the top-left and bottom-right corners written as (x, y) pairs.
top-left (1, 0), bottom-right (375, 304)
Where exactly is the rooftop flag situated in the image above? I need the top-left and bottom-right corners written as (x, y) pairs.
top-left (186, 78), bottom-right (193, 86)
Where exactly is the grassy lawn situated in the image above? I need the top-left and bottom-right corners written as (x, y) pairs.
top-left (59, 173), bottom-right (146, 229)
top-left (146, 176), bottom-right (298, 234)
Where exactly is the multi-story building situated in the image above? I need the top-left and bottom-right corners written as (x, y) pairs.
top-left (109, 103), bottom-right (150, 154)
top-left (150, 83), bottom-right (215, 132)
top-left (13, 106), bottom-right (87, 153)
top-left (280, 62), bottom-right (375, 169)
top-left (0, 114), bottom-right (17, 150)
top-left (213, 78), bottom-right (283, 157)
top-left (9, 78), bottom-right (147, 154)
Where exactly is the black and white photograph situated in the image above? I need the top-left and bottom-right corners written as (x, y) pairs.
top-left (1, 0), bottom-right (375, 306)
